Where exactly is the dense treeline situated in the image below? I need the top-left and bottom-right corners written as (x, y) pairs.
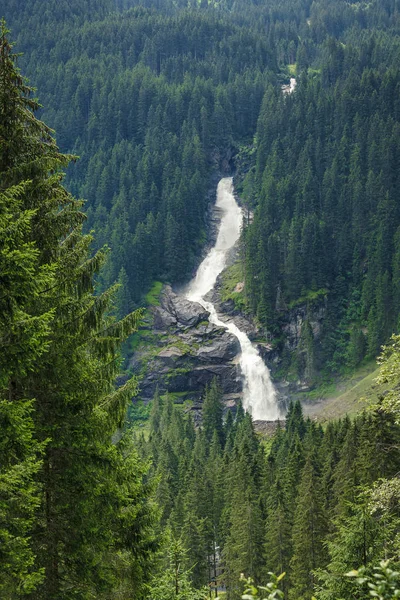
top-left (242, 2), bottom-right (400, 376)
top-left (5, 0), bottom-right (400, 377)
top-left (139, 381), bottom-right (400, 599)
top-left (2, 0), bottom-right (283, 306)
top-left (0, 0), bottom-right (335, 310)
top-left (3, 0), bottom-right (400, 597)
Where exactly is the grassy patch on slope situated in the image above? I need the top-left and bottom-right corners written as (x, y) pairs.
top-left (219, 261), bottom-right (248, 312)
top-left (145, 281), bottom-right (163, 306)
top-left (129, 281), bottom-right (164, 354)
top-left (299, 360), bottom-right (396, 421)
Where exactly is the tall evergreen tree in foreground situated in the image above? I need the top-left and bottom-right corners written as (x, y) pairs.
top-left (0, 23), bottom-right (157, 598)
top-left (0, 21), bottom-right (56, 595)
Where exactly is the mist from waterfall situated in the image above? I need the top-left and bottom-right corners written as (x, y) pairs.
top-left (185, 177), bottom-right (282, 421)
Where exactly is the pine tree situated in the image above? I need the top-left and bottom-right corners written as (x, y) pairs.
top-left (315, 499), bottom-right (383, 600)
top-left (202, 377), bottom-right (224, 446)
top-left (180, 430), bottom-right (211, 588)
top-left (0, 25), bottom-right (157, 598)
top-left (222, 416), bottom-right (264, 599)
top-left (148, 536), bottom-right (206, 600)
top-left (332, 422), bottom-right (361, 516)
top-left (150, 388), bottom-right (162, 436)
top-left (285, 400), bottom-right (306, 441)
top-left (0, 24), bottom-right (59, 595)
top-left (115, 266), bottom-right (133, 319)
top-left (224, 409), bottom-right (234, 442)
top-left (0, 126), bottom-right (55, 595)
top-left (206, 431), bottom-right (225, 595)
top-left (264, 478), bottom-right (293, 596)
top-left (289, 448), bottom-right (328, 600)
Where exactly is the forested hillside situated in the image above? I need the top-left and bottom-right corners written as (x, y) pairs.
top-left (137, 382), bottom-right (400, 600)
top-left (240, 0), bottom-right (400, 377)
top-left (2, 0), bottom-right (400, 598)
top-left (245, 39), bottom-right (400, 376)
top-left (5, 0), bottom-right (400, 379)
top-left (2, 0), bottom-right (278, 304)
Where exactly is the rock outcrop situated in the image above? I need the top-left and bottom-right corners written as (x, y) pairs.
top-left (156, 285), bottom-right (210, 328)
top-left (210, 266), bottom-right (326, 399)
top-left (130, 285), bottom-right (242, 404)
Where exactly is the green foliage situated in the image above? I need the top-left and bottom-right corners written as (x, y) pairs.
top-left (0, 25), bottom-right (158, 598)
top-left (346, 561), bottom-right (400, 600)
top-left (376, 334), bottom-right (400, 422)
top-left (3, 1), bottom-right (400, 599)
top-left (3, 0), bottom-right (276, 305)
top-left (148, 536), bottom-right (208, 600)
top-left (5, 0), bottom-right (400, 383)
top-left (239, 564), bottom-right (400, 600)
top-left (287, 290), bottom-right (328, 310)
top-left (128, 398), bottom-right (152, 424)
top-left (202, 378), bottom-right (224, 445)
top-left (0, 23), bottom-right (61, 593)
top-left (239, 573), bottom-right (285, 600)
top-left (219, 262), bottom-right (248, 313)
top-left (141, 388), bottom-right (400, 599)
top-left (241, 8), bottom-right (400, 374)
top-left (146, 281), bottom-right (164, 307)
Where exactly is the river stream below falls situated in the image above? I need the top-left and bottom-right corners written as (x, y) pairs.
top-left (183, 177), bottom-right (282, 421)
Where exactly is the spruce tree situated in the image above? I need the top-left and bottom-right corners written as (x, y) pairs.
top-left (315, 499), bottom-right (383, 600)
top-left (148, 536), bottom-right (206, 600)
top-left (0, 99), bottom-right (54, 594)
top-left (0, 24), bottom-right (61, 595)
top-left (0, 25), bottom-right (157, 598)
top-left (289, 449), bottom-right (328, 600)
top-left (222, 416), bottom-right (264, 599)
top-left (202, 377), bottom-right (224, 446)
top-left (264, 478), bottom-right (293, 596)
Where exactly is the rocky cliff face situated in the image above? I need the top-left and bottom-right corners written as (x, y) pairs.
top-left (130, 279), bottom-right (326, 415)
top-left (129, 153), bottom-right (326, 411)
top-left (259, 300), bottom-right (326, 397)
top-left (130, 285), bottom-right (242, 409)
top-left (210, 273), bottom-right (327, 398)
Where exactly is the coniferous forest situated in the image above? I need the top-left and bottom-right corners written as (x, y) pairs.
top-left (2, 0), bottom-right (400, 598)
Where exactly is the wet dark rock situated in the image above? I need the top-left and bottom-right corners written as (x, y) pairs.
top-left (160, 285), bottom-right (209, 327)
top-left (195, 335), bottom-right (240, 363)
top-left (257, 342), bottom-right (281, 365)
top-left (219, 298), bottom-right (237, 314)
top-left (282, 304), bottom-right (326, 351)
top-left (138, 358), bottom-right (242, 400)
top-left (153, 307), bottom-right (177, 330)
top-left (130, 283), bottom-right (243, 404)
top-left (165, 364), bottom-right (241, 395)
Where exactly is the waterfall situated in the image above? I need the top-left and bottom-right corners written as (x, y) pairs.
top-left (185, 177), bottom-right (282, 420)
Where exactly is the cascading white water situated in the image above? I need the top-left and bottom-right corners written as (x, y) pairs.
top-left (185, 177), bottom-right (282, 421)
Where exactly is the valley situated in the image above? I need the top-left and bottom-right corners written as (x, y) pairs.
top-left (2, 1), bottom-right (400, 598)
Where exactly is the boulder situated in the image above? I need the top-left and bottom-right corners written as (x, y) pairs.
top-left (191, 322), bottom-right (221, 338)
top-left (152, 307), bottom-right (177, 330)
top-left (160, 285), bottom-right (209, 327)
top-left (132, 282), bottom-right (244, 404)
top-left (195, 333), bottom-right (240, 363)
